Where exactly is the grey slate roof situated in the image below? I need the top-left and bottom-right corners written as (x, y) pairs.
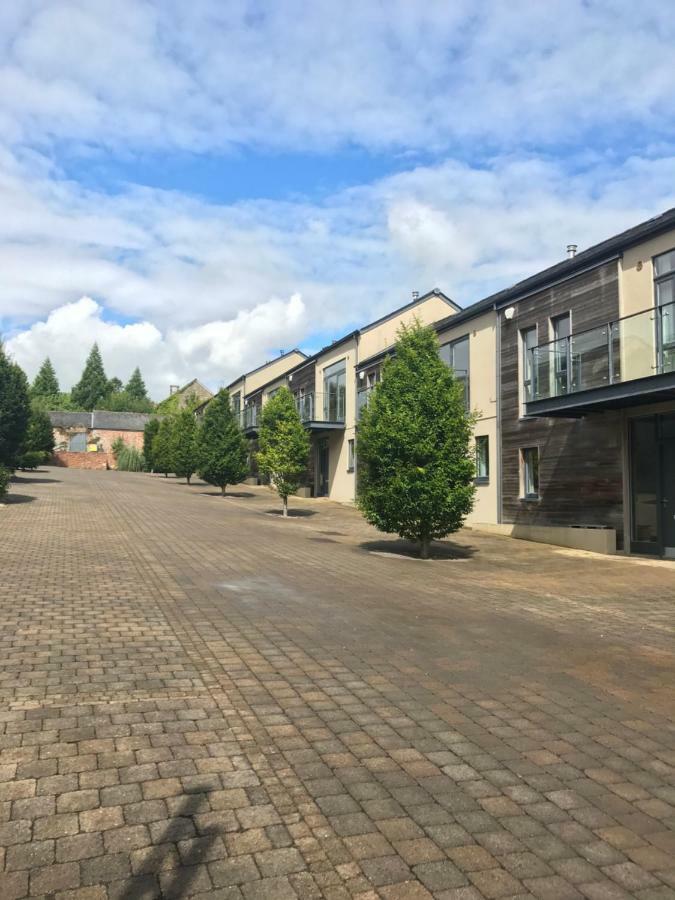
top-left (48, 410), bottom-right (154, 431)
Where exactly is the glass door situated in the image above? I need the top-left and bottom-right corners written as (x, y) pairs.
top-left (629, 412), bottom-right (675, 557)
top-left (661, 414), bottom-right (675, 558)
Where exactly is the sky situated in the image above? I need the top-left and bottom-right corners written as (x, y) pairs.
top-left (2, 1), bottom-right (675, 399)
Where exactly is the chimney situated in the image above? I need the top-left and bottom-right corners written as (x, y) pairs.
top-left (566, 244), bottom-right (578, 259)
top-left (412, 290), bottom-right (420, 300)
top-left (169, 384), bottom-right (179, 395)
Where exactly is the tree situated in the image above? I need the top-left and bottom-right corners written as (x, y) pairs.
top-left (196, 389), bottom-right (248, 495)
top-left (19, 407), bottom-right (55, 467)
top-left (357, 322), bottom-right (476, 558)
top-left (143, 418), bottom-right (160, 471)
top-left (31, 358), bottom-right (60, 398)
top-left (107, 377), bottom-right (123, 394)
top-left (71, 343), bottom-right (109, 410)
top-left (152, 417), bottom-right (176, 477)
top-left (257, 387), bottom-right (310, 516)
top-left (0, 342), bottom-right (31, 473)
top-left (172, 409), bottom-right (199, 483)
top-left (101, 390), bottom-right (155, 413)
top-left (125, 367), bottom-right (148, 401)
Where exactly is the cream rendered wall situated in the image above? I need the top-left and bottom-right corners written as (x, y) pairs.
top-left (358, 294), bottom-right (455, 361)
top-left (245, 351), bottom-right (306, 394)
top-left (437, 310), bottom-right (498, 525)
top-left (620, 228), bottom-right (675, 317)
top-left (314, 337), bottom-right (358, 502)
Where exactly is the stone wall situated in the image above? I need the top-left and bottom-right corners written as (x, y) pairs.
top-left (52, 451), bottom-right (114, 470)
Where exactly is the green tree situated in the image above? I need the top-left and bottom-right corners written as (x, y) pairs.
top-left (31, 358), bottom-right (60, 398)
top-left (100, 390), bottom-right (155, 413)
top-left (0, 342), bottom-right (31, 473)
top-left (125, 367), bottom-right (148, 401)
top-left (152, 416), bottom-right (176, 477)
top-left (257, 387), bottom-right (310, 516)
top-left (107, 377), bottom-right (123, 394)
top-left (143, 418), bottom-right (160, 471)
top-left (172, 409), bottom-right (199, 483)
top-left (196, 389), bottom-right (248, 495)
top-left (357, 322), bottom-right (476, 558)
top-left (19, 407), bottom-right (55, 467)
top-left (71, 343), bottom-right (109, 410)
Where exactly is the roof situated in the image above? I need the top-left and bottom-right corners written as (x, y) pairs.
top-left (49, 410), bottom-right (155, 431)
top-left (226, 349), bottom-right (307, 390)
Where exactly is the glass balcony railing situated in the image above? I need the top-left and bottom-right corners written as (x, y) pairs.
top-left (357, 386), bottom-right (375, 418)
top-left (295, 391), bottom-right (345, 424)
top-left (526, 301), bottom-right (675, 403)
top-left (242, 405), bottom-right (260, 429)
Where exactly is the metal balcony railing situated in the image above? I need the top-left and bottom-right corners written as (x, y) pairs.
top-left (295, 391), bottom-right (345, 424)
top-left (525, 301), bottom-right (675, 402)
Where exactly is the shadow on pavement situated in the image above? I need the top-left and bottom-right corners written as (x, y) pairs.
top-left (265, 508), bottom-right (317, 518)
top-left (2, 493), bottom-right (37, 504)
top-left (360, 538), bottom-right (476, 560)
top-left (11, 473), bottom-right (61, 484)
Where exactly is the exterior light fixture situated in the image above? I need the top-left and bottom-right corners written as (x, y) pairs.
top-left (504, 306), bottom-right (516, 320)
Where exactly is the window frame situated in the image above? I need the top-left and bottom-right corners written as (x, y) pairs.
top-left (347, 438), bottom-right (355, 473)
top-left (475, 435), bottom-right (489, 484)
top-left (653, 248), bottom-right (675, 373)
top-left (520, 446), bottom-right (540, 500)
top-left (439, 334), bottom-right (470, 408)
top-left (520, 325), bottom-right (538, 404)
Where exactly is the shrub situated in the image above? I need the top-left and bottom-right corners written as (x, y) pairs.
top-left (117, 446), bottom-right (146, 471)
top-left (111, 436), bottom-right (126, 459)
top-left (18, 450), bottom-right (45, 470)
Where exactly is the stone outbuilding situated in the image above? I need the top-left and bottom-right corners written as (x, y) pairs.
top-left (49, 410), bottom-right (154, 468)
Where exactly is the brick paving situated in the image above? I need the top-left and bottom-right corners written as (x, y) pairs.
top-left (1, 468), bottom-right (674, 899)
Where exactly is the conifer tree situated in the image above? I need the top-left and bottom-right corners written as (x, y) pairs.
top-left (143, 418), bottom-right (160, 471)
top-left (152, 417), bottom-right (176, 477)
top-left (172, 409), bottom-right (199, 483)
top-left (0, 342), bottom-right (31, 477)
top-left (107, 377), bottom-right (123, 394)
top-left (71, 343), bottom-right (108, 410)
top-left (125, 367), bottom-right (148, 401)
top-left (257, 387), bottom-right (310, 516)
top-left (357, 322), bottom-right (476, 558)
top-left (21, 408), bottom-right (55, 462)
top-left (31, 358), bottom-right (60, 398)
top-left (196, 389), bottom-right (248, 495)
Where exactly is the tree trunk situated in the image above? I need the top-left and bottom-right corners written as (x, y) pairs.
top-left (282, 496), bottom-right (288, 517)
top-left (164, 472), bottom-right (168, 478)
top-left (419, 536), bottom-right (431, 559)
top-left (187, 474), bottom-right (191, 484)
top-left (221, 484), bottom-right (227, 496)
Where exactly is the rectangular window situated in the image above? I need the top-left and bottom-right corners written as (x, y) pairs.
top-left (347, 439), bottom-right (355, 472)
top-left (521, 326), bottom-right (537, 401)
top-left (521, 447), bottom-right (540, 499)
top-left (654, 248), bottom-right (675, 372)
top-left (439, 335), bottom-right (470, 408)
top-left (231, 392), bottom-right (241, 417)
top-left (323, 359), bottom-right (346, 422)
top-left (551, 313), bottom-right (571, 394)
top-left (475, 436), bottom-right (489, 482)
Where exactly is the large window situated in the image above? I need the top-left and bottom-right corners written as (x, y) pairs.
top-left (521, 447), bottom-right (540, 499)
top-left (551, 313), bottom-right (571, 394)
top-left (654, 249), bottom-right (675, 372)
top-left (521, 326), bottom-right (537, 402)
top-left (323, 359), bottom-right (346, 421)
top-left (231, 392), bottom-right (241, 417)
top-left (475, 436), bottom-right (489, 483)
top-left (440, 335), bottom-right (469, 407)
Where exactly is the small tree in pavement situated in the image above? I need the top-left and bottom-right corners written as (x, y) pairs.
top-left (196, 389), bottom-right (248, 495)
top-left (172, 408), bottom-right (199, 483)
top-left (257, 387), bottom-right (310, 517)
top-left (143, 418), bottom-right (160, 471)
top-left (152, 416), bottom-right (176, 477)
top-left (357, 321), bottom-right (476, 559)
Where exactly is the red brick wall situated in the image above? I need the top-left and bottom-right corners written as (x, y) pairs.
top-left (95, 429), bottom-right (144, 453)
top-left (52, 451), bottom-right (114, 470)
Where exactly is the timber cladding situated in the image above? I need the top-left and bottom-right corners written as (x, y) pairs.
top-left (499, 260), bottom-right (626, 546)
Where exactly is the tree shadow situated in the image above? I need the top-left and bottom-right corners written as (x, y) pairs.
top-left (360, 538), bottom-right (476, 560)
top-left (265, 508), bottom-right (317, 517)
top-left (11, 474), bottom-right (61, 484)
top-left (198, 490), bottom-right (256, 498)
top-left (2, 493), bottom-right (36, 505)
top-left (117, 785), bottom-right (219, 900)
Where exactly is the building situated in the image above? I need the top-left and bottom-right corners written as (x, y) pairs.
top-left (161, 378), bottom-right (213, 410)
top-left (49, 410), bottom-right (154, 469)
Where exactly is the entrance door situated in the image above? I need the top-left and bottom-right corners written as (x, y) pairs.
top-left (317, 438), bottom-right (329, 497)
top-left (662, 414), bottom-right (675, 558)
top-left (630, 412), bottom-right (675, 556)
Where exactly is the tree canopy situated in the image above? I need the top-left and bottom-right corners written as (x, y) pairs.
top-left (143, 419), bottom-right (160, 471)
top-left (257, 387), bottom-right (309, 516)
top-left (152, 417), bottom-right (175, 477)
top-left (0, 342), bottom-right (31, 473)
top-left (196, 389), bottom-right (248, 495)
top-left (31, 358), bottom-right (60, 398)
top-left (71, 343), bottom-right (109, 410)
top-left (125, 367), bottom-right (148, 401)
top-left (357, 322), bottom-right (476, 558)
top-left (172, 409), bottom-right (199, 483)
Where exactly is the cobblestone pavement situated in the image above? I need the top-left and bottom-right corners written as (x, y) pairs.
top-left (1, 468), bottom-right (675, 900)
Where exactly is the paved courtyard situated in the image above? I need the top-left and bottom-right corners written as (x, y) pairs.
top-left (1, 468), bottom-right (675, 900)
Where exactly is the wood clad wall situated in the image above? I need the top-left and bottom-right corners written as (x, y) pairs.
top-left (500, 261), bottom-right (626, 546)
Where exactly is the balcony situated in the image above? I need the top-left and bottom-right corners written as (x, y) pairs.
top-left (356, 386), bottom-right (375, 419)
top-left (242, 405), bottom-right (260, 435)
top-left (295, 392), bottom-right (345, 429)
top-left (525, 301), bottom-right (675, 417)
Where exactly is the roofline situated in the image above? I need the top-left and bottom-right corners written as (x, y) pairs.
top-left (226, 348), bottom-right (307, 389)
top-left (359, 289), bottom-right (459, 335)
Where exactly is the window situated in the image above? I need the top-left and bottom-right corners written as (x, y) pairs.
top-left (475, 436), bottom-right (489, 482)
top-left (439, 335), bottom-right (469, 407)
top-left (551, 313), bottom-right (571, 394)
top-left (521, 447), bottom-right (540, 499)
top-left (231, 392), bottom-right (241, 417)
top-left (347, 439), bottom-right (355, 472)
top-left (654, 249), bottom-right (675, 372)
top-left (323, 360), bottom-right (346, 421)
top-left (521, 326), bottom-right (537, 401)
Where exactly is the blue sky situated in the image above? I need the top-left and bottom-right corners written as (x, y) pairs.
top-left (2, 1), bottom-right (675, 397)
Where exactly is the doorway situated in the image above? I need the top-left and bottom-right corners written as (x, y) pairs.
top-left (629, 412), bottom-right (675, 557)
top-left (317, 438), bottom-right (330, 497)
